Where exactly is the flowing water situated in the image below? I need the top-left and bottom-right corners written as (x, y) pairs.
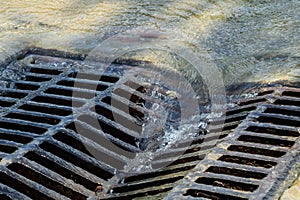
top-left (1, 0), bottom-right (300, 87)
top-left (1, 0), bottom-right (300, 184)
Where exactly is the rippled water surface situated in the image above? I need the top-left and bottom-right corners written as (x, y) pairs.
top-left (1, 0), bottom-right (300, 87)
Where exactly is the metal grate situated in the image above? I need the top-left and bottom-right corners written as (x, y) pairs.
top-left (0, 49), bottom-right (299, 200)
top-left (166, 87), bottom-right (300, 200)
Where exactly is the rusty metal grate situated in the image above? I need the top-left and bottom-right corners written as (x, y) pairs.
top-left (165, 87), bottom-right (300, 200)
top-left (0, 49), bottom-right (299, 200)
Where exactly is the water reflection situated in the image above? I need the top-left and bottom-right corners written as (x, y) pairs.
top-left (0, 0), bottom-right (300, 89)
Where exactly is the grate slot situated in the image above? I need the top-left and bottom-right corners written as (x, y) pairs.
top-left (274, 99), bottom-right (300, 107)
top-left (45, 87), bottom-right (96, 99)
top-left (264, 107), bottom-right (300, 117)
top-left (113, 88), bottom-right (145, 105)
top-left (184, 189), bottom-right (247, 200)
top-left (282, 91), bottom-right (300, 98)
top-left (4, 112), bottom-right (60, 125)
top-left (94, 104), bottom-right (142, 133)
top-left (195, 177), bottom-right (259, 192)
top-left (19, 104), bottom-right (72, 116)
top-left (0, 100), bottom-right (15, 107)
top-left (105, 188), bottom-right (172, 200)
top-left (256, 115), bottom-right (300, 127)
top-left (205, 166), bottom-right (267, 179)
top-left (0, 121), bottom-right (47, 134)
top-left (175, 132), bottom-right (227, 148)
top-left (57, 80), bottom-right (109, 91)
top-left (15, 83), bottom-right (40, 91)
top-left (218, 155), bottom-right (277, 168)
top-left (0, 194), bottom-right (12, 200)
top-left (7, 163), bottom-right (86, 199)
top-left (224, 114), bottom-right (247, 124)
top-left (25, 75), bottom-right (52, 82)
top-left (78, 114), bottom-right (138, 148)
top-left (101, 96), bottom-right (145, 120)
top-left (0, 91), bottom-right (28, 99)
top-left (31, 95), bottom-right (84, 107)
top-left (257, 90), bottom-right (274, 96)
top-left (0, 172), bottom-right (53, 200)
top-left (68, 72), bottom-right (119, 83)
top-left (237, 135), bottom-right (294, 147)
top-left (245, 125), bottom-right (299, 137)
top-left (123, 165), bottom-right (194, 184)
top-left (53, 131), bottom-right (126, 169)
top-left (112, 176), bottom-right (184, 193)
top-left (65, 122), bottom-right (136, 156)
top-left (40, 142), bottom-right (114, 180)
top-left (152, 151), bottom-right (209, 169)
top-left (239, 98), bottom-right (265, 106)
top-left (29, 67), bottom-right (62, 75)
top-left (228, 145), bottom-right (286, 157)
top-left (0, 132), bottom-right (33, 144)
top-left (24, 151), bottom-right (98, 191)
top-left (0, 144), bottom-right (18, 153)
top-left (225, 106), bottom-right (256, 116)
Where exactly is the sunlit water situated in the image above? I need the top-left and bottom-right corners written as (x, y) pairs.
top-left (1, 0), bottom-right (300, 86)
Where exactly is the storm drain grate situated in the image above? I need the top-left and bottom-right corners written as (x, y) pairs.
top-left (0, 49), bottom-right (299, 200)
top-left (165, 87), bottom-right (300, 200)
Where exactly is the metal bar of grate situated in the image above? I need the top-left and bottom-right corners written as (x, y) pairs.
top-left (0, 49), bottom-right (299, 200)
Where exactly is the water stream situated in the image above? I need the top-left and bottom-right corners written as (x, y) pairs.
top-left (1, 0), bottom-right (300, 87)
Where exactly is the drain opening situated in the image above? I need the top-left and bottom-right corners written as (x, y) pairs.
top-left (282, 91), bottom-right (300, 98)
top-left (239, 98), bottom-right (265, 106)
top-left (78, 114), bottom-right (138, 148)
top-left (40, 142), bottom-right (114, 180)
top-left (112, 176), bottom-right (184, 193)
top-left (123, 165), bottom-right (194, 184)
top-left (205, 166), bottom-right (267, 179)
top-left (195, 177), bottom-right (259, 192)
top-left (53, 131), bottom-right (127, 169)
top-left (93, 104), bottom-right (142, 133)
top-left (0, 172), bottom-right (52, 200)
top-left (101, 96), bottom-right (145, 120)
top-left (25, 75), bottom-right (52, 82)
top-left (0, 194), bottom-right (12, 200)
top-left (0, 100), bottom-right (15, 107)
top-left (0, 91), bottom-right (28, 99)
top-left (106, 187), bottom-right (172, 200)
top-left (24, 151), bottom-right (98, 191)
top-left (19, 104), bottom-right (72, 116)
top-left (29, 67), bottom-right (62, 75)
top-left (237, 135), bottom-right (294, 147)
top-left (0, 132), bottom-right (33, 144)
top-left (265, 107), bottom-right (300, 117)
top-left (225, 106), bottom-right (256, 116)
top-left (44, 88), bottom-right (94, 99)
top-left (57, 80), bottom-right (109, 91)
top-left (184, 189), bottom-right (247, 200)
top-left (7, 163), bottom-right (87, 200)
top-left (4, 112), bottom-right (60, 125)
top-left (68, 72), bottom-right (119, 83)
top-left (14, 83), bottom-right (40, 91)
top-left (274, 99), bottom-right (300, 107)
top-left (65, 123), bottom-right (135, 156)
top-left (227, 145), bottom-right (286, 157)
top-left (257, 90), bottom-right (274, 96)
top-left (0, 144), bottom-right (18, 153)
top-left (0, 121), bottom-right (47, 134)
top-left (218, 155), bottom-right (277, 168)
top-left (257, 116), bottom-right (300, 127)
top-left (32, 95), bottom-right (84, 107)
top-left (245, 126), bottom-right (299, 137)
